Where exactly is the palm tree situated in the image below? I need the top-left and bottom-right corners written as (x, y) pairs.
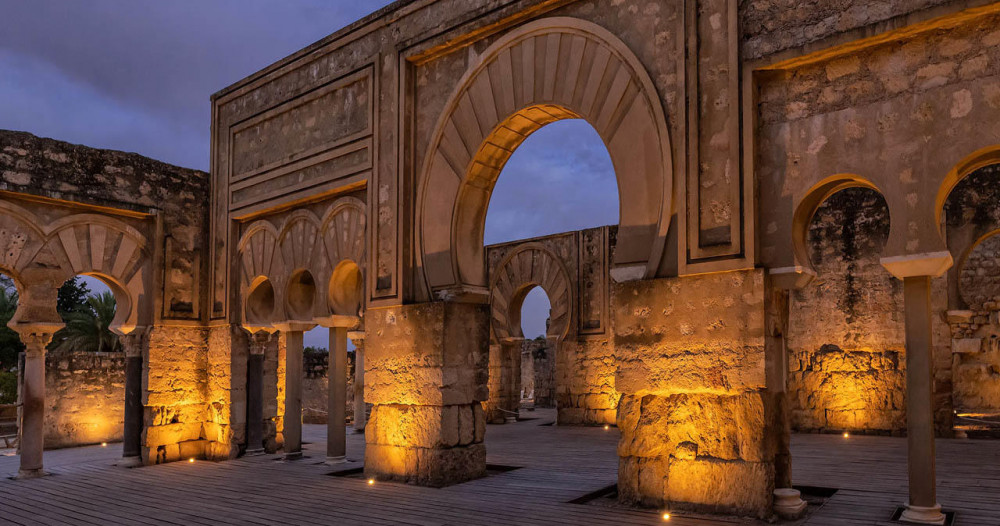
top-left (49, 292), bottom-right (121, 353)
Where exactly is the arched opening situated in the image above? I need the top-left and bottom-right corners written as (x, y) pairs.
top-left (518, 287), bottom-right (554, 410)
top-left (941, 160), bottom-right (1000, 435)
top-left (0, 271), bottom-right (22, 408)
top-left (285, 270), bottom-right (316, 322)
top-left (245, 277), bottom-right (275, 328)
top-left (787, 186), bottom-right (901, 435)
top-left (328, 260), bottom-right (363, 318)
top-left (416, 18), bottom-right (674, 297)
top-left (42, 274), bottom-right (126, 450)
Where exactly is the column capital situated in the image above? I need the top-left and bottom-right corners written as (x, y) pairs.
top-left (272, 321), bottom-right (316, 332)
top-left (120, 326), bottom-right (151, 358)
top-left (769, 266), bottom-right (816, 290)
top-left (880, 251), bottom-right (953, 280)
top-left (13, 322), bottom-right (63, 356)
top-left (249, 330), bottom-right (272, 355)
top-left (313, 314), bottom-right (360, 329)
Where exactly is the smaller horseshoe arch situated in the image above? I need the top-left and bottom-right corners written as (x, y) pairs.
top-left (489, 244), bottom-right (572, 342)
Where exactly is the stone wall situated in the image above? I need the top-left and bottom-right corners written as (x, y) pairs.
top-left (42, 350), bottom-right (124, 449)
top-left (614, 270), bottom-right (775, 518)
top-left (947, 165), bottom-right (1000, 418)
top-left (741, 0), bottom-right (952, 60)
top-left (521, 338), bottom-right (554, 407)
top-left (143, 326), bottom-right (210, 464)
top-left (302, 350), bottom-right (355, 425)
top-left (787, 188), bottom-right (907, 434)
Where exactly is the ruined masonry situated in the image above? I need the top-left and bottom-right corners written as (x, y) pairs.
top-left (4, 1), bottom-right (1000, 523)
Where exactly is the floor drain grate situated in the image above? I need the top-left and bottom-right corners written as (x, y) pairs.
top-left (567, 484), bottom-right (617, 504)
top-left (326, 467), bottom-right (365, 477)
top-left (889, 507), bottom-right (956, 525)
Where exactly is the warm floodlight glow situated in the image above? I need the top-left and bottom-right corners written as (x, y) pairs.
top-left (662, 512), bottom-right (671, 520)
top-left (101, 442), bottom-right (107, 447)
top-left (367, 478), bottom-right (375, 485)
top-left (188, 458), bottom-right (195, 463)
top-left (843, 432), bottom-right (849, 438)
top-left (604, 425), bottom-right (610, 430)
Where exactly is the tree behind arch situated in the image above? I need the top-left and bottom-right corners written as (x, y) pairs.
top-left (49, 291), bottom-right (120, 353)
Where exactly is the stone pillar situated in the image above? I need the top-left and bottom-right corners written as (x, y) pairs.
top-left (350, 331), bottom-right (366, 432)
top-left (364, 301), bottom-right (488, 486)
top-left (245, 331), bottom-right (269, 455)
top-left (274, 323), bottom-right (311, 460)
top-left (15, 329), bottom-right (57, 479)
top-left (766, 268), bottom-right (812, 520)
top-left (327, 325), bottom-right (349, 463)
top-left (899, 276), bottom-right (946, 525)
top-left (882, 253), bottom-right (951, 525)
top-left (119, 328), bottom-right (149, 467)
top-left (614, 271), bottom-right (776, 518)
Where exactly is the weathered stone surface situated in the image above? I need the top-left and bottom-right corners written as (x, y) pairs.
top-left (364, 302), bottom-right (488, 485)
top-left (43, 350), bottom-right (124, 449)
top-left (615, 270), bottom-right (767, 396)
top-left (365, 302), bottom-right (488, 407)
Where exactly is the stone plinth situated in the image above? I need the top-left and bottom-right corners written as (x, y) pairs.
top-left (364, 301), bottom-right (488, 486)
top-left (614, 270), bottom-right (776, 518)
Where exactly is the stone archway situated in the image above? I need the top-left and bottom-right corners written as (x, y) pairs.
top-left (0, 199), bottom-right (153, 476)
top-left (416, 17), bottom-right (673, 298)
top-left (486, 244), bottom-right (571, 423)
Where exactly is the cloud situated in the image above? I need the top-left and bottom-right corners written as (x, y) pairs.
top-left (0, 2), bottom-right (620, 341)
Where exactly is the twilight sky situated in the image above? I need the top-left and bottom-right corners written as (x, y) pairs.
top-left (0, 1), bottom-right (619, 346)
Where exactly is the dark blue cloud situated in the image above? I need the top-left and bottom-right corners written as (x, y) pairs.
top-left (0, 2), bottom-right (619, 343)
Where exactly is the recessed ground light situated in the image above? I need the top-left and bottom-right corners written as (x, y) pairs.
top-left (367, 478), bottom-right (374, 485)
top-left (188, 458), bottom-right (195, 463)
top-left (662, 512), bottom-right (670, 520)
top-left (603, 425), bottom-right (609, 430)
top-left (100, 442), bottom-right (107, 447)
top-left (843, 432), bottom-right (849, 438)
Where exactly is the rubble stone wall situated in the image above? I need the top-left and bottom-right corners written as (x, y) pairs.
top-left (42, 350), bottom-right (124, 449)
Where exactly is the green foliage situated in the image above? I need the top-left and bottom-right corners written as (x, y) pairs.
top-left (0, 282), bottom-right (24, 371)
top-left (0, 371), bottom-right (16, 404)
top-left (57, 277), bottom-right (92, 316)
top-left (49, 291), bottom-right (120, 353)
top-left (303, 345), bottom-right (328, 357)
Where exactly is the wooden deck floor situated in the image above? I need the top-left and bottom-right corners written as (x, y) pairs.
top-left (1, 409), bottom-right (999, 525)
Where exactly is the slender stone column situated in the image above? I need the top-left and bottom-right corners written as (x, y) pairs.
top-left (273, 324), bottom-right (310, 460)
top-left (327, 326), bottom-right (348, 463)
top-left (900, 276), bottom-right (946, 525)
top-left (349, 331), bottom-right (365, 432)
top-left (16, 330), bottom-right (56, 479)
top-left (245, 331), bottom-right (269, 455)
top-left (119, 328), bottom-right (149, 467)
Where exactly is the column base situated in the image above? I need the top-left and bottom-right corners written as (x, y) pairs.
top-left (283, 451), bottom-right (303, 461)
top-left (245, 448), bottom-right (266, 457)
top-left (773, 488), bottom-right (807, 519)
top-left (116, 456), bottom-right (143, 468)
top-left (504, 415), bottom-right (517, 424)
top-left (14, 468), bottom-right (48, 480)
top-left (325, 455), bottom-right (348, 465)
top-left (900, 503), bottom-right (946, 525)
